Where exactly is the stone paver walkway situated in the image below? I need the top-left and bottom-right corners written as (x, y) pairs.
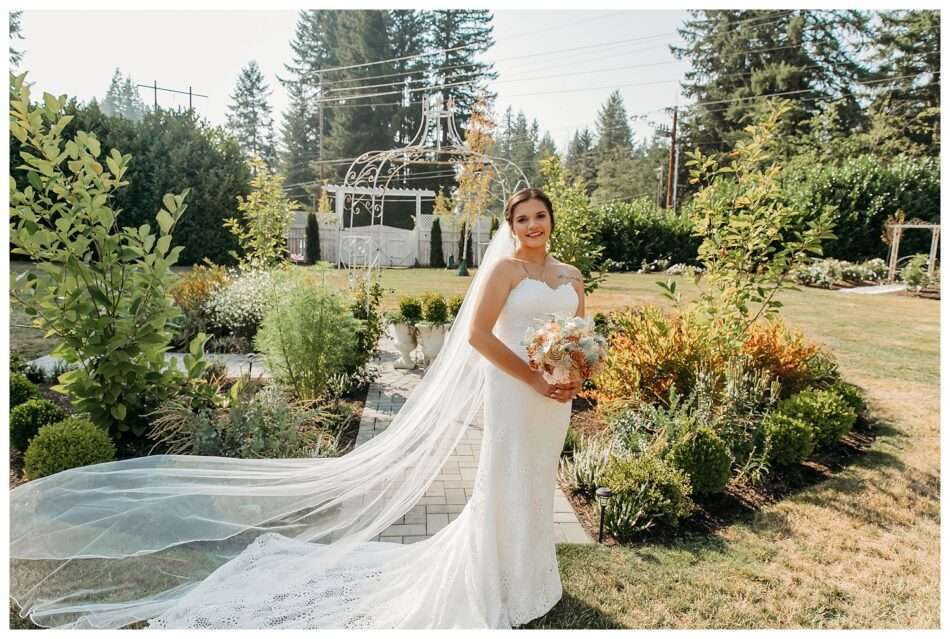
top-left (363, 329), bottom-right (592, 545)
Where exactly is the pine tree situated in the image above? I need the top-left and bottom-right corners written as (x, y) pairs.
top-left (227, 60), bottom-right (278, 169)
top-left (322, 10), bottom-right (397, 181)
top-left (100, 68), bottom-right (146, 122)
top-left (863, 10), bottom-right (939, 156)
top-left (429, 216), bottom-right (445, 267)
top-left (594, 90), bottom-right (633, 161)
top-left (278, 10), bottom-right (339, 204)
top-left (670, 9), bottom-right (868, 157)
top-left (565, 127), bottom-right (597, 193)
top-left (305, 212), bottom-right (320, 263)
top-left (9, 10), bottom-right (24, 68)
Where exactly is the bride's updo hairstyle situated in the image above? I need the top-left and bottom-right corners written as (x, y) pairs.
top-left (504, 188), bottom-right (555, 233)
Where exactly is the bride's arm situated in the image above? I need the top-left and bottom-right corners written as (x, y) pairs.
top-left (467, 260), bottom-right (539, 387)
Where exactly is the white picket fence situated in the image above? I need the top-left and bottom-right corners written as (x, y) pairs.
top-left (287, 213), bottom-right (494, 267)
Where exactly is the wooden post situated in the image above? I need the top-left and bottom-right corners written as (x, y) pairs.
top-left (665, 107), bottom-right (678, 209)
top-left (928, 227), bottom-right (940, 275)
top-left (887, 226), bottom-right (903, 282)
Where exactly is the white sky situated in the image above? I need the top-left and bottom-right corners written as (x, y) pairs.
top-left (15, 9), bottom-right (695, 154)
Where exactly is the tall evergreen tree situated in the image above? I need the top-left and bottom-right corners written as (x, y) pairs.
top-left (10, 10), bottom-right (24, 68)
top-left (429, 216), bottom-right (445, 267)
top-left (863, 9), bottom-right (940, 156)
top-left (279, 10), bottom-right (339, 204)
top-left (322, 10), bottom-right (398, 182)
top-left (100, 68), bottom-right (146, 122)
top-left (670, 10), bottom-right (868, 157)
top-left (227, 60), bottom-right (278, 169)
top-left (594, 90), bottom-right (633, 160)
top-left (565, 127), bottom-right (597, 193)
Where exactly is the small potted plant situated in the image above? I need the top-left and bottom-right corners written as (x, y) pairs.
top-left (388, 296), bottom-right (422, 369)
top-left (416, 292), bottom-right (450, 365)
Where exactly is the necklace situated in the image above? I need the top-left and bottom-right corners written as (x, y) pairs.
top-left (512, 253), bottom-right (550, 280)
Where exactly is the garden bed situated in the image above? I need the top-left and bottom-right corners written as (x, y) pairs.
top-left (560, 401), bottom-right (880, 547)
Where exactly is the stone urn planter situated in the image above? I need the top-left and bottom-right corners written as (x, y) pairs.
top-left (416, 322), bottom-right (448, 365)
top-left (390, 321), bottom-right (417, 369)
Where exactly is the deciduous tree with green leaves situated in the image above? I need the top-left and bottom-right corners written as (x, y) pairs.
top-left (658, 101), bottom-right (837, 355)
top-left (539, 155), bottom-right (607, 294)
top-left (225, 155), bottom-right (301, 269)
top-left (8, 72), bottom-right (206, 443)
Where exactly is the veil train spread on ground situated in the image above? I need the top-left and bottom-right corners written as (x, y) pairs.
top-left (10, 222), bottom-right (519, 629)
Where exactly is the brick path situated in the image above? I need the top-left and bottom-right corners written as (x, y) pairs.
top-left (363, 330), bottom-right (592, 545)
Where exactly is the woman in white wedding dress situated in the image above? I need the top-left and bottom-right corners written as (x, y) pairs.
top-left (10, 188), bottom-right (586, 629)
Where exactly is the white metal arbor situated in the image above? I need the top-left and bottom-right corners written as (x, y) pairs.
top-left (336, 89), bottom-right (531, 275)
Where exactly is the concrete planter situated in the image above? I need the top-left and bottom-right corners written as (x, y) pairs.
top-left (416, 323), bottom-right (448, 365)
top-left (391, 321), bottom-right (418, 369)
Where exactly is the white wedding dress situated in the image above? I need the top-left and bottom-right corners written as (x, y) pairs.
top-left (145, 277), bottom-right (579, 629)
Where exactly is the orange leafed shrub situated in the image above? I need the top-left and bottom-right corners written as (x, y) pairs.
top-left (741, 320), bottom-right (820, 394)
top-left (590, 305), bottom-right (719, 411)
top-left (171, 263), bottom-right (230, 315)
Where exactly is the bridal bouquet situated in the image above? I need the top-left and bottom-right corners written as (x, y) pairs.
top-left (521, 314), bottom-right (608, 384)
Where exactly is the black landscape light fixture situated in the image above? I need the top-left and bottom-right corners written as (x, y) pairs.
top-left (595, 486), bottom-right (613, 544)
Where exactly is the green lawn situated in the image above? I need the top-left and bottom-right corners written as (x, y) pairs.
top-left (8, 263), bottom-right (940, 628)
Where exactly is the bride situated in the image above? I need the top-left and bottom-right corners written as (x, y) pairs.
top-left (10, 187), bottom-right (587, 629)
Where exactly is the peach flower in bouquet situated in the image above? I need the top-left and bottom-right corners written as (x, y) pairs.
top-left (521, 313), bottom-right (608, 385)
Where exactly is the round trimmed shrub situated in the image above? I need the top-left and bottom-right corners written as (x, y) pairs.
top-left (10, 372), bottom-right (40, 409)
top-left (447, 294), bottom-right (464, 318)
top-left (666, 427), bottom-right (733, 495)
top-left (421, 293), bottom-right (448, 324)
top-left (778, 388), bottom-right (857, 450)
top-left (397, 296), bottom-right (422, 324)
top-left (828, 379), bottom-right (866, 417)
top-left (761, 412), bottom-right (815, 467)
top-left (24, 416), bottom-right (117, 480)
top-left (600, 453), bottom-right (695, 539)
top-left (10, 398), bottom-right (67, 451)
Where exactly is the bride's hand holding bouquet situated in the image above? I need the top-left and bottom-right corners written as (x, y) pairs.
top-left (522, 314), bottom-right (608, 403)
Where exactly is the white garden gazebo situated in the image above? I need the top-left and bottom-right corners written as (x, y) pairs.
top-left (330, 87), bottom-right (530, 273)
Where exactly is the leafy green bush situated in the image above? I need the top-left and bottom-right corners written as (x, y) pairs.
top-left (348, 276), bottom-right (386, 386)
top-left (10, 372), bottom-right (40, 409)
top-left (9, 74), bottom-right (203, 440)
top-left (666, 426), bottom-right (733, 495)
top-left (397, 296), bottom-right (423, 324)
top-left (777, 388), bottom-right (857, 450)
top-left (900, 253), bottom-right (935, 291)
top-left (421, 292), bottom-right (449, 324)
top-left (9, 352), bottom-right (45, 384)
top-left (591, 198), bottom-right (700, 271)
top-left (557, 433), bottom-right (615, 496)
top-left (255, 276), bottom-right (362, 401)
top-left (148, 384), bottom-right (340, 459)
top-left (447, 294), bottom-right (464, 318)
top-left (10, 95), bottom-right (251, 266)
top-left (827, 379), bottom-right (866, 417)
top-left (760, 412), bottom-right (814, 467)
top-left (23, 416), bottom-right (116, 480)
top-left (782, 154), bottom-right (940, 261)
top-left (10, 398), bottom-right (67, 451)
top-left (600, 453), bottom-right (695, 539)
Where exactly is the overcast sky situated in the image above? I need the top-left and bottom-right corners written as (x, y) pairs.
top-left (15, 9), bottom-right (693, 153)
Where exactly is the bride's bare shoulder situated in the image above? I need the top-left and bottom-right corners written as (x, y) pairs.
top-left (551, 258), bottom-right (583, 282)
top-left (484, 257), bottom-right (519, 287)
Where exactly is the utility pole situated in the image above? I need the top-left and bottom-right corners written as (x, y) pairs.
top-left (317, 71), bottom-right (325, 184)
top-left (665, 106), bottom-right (678, 209)
top-left (137, 81), bottom-right (207, 112)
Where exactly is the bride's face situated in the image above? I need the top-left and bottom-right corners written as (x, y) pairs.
top-left (509, 198), bottom-right (552, 250)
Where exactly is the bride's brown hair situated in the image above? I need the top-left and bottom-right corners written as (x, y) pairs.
top-left (503, 188), bottom-right (555, 233)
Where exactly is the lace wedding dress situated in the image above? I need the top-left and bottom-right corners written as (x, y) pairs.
top-left (10, 223), bottom-right (581, 630)
top-left (147, 276), bottom-right (579, 629)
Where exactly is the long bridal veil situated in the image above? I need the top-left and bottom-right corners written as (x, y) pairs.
top-left (10, 221), bottom-right (519, 629)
